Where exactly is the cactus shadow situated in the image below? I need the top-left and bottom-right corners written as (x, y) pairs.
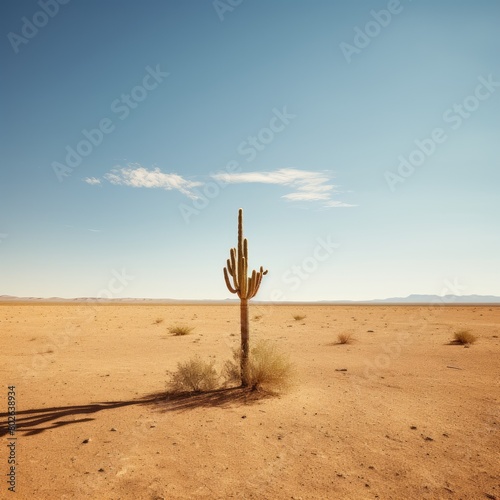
top-left (141, 386), bottom-right (272, 413)
top-left (0, 399), bottom-right (152, 437)
top-left (0, 388), bottom-right (270, 437)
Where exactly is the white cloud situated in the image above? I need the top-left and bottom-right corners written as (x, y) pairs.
top-left (83, 177), bottom-right (101, 185)
top-left (282, 192), bottom-right (331, 201)
top-left (213, 168), bottom-right (324, 187)
top-left (324, 200), bottom-right (357, 208)
top-left (86, 165), bottom-right (355, 207)
top-left (212, 168), bottom-right (353, 207)
top-left (103, 164), bottom-right (202, 199)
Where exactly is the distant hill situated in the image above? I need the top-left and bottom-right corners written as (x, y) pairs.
top-left (0, 294), bottom-right (499, 304)
top-left (369, 294), bottom-right (500, 304)
top-left (0, 295), bottom-right (231, 304)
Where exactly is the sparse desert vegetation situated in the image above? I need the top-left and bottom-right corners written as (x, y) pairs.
top-left (224, 340), bottom-right (295, 392)
top-left (167, 357), bottom-right (219, 392)
top-left (293, 314), bottom-right (306, 321)
top-left (154, 318), bottom-right (164, 324)
top-left (452, 328), bottom-right (477, 345)
top-left (168, 325), bottom-right (194, 336)
top-left (337, 332), bottom-right (354, 344)
top-left (167, 341), bottom-right (294, 395)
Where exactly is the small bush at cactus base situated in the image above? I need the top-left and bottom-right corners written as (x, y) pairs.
top-left (224, 340), bottom-right (295, 392)
top-left (337, 332), bottom-right (354, 344)
top-left (293, 315), bottom-right (306, 321)
top-left (453, 329), bottom-right (477, 345)
top-left (168, 325), bottom-right (194, 336)
top-left (167, 357), bottom-right (219, 393)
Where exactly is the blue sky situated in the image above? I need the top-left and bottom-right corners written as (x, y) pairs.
top-left (1, 0), bottom-right (499, 301)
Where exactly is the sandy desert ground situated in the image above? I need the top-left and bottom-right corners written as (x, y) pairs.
top-left (1, 303), bottom-right (499, 500)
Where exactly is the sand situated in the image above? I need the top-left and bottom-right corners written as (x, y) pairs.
top-left (1, 303), bottom-right (499, 499)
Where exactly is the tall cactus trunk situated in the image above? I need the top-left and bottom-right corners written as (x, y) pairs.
top-left (223, 209), bottom-right (268, 387)
top-left (240, 298), bottom-right (250, 387)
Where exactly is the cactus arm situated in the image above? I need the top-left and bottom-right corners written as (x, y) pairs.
top-left (223, 267), bottom-right (238, 294)
top-left (241, 257), bottom-right (248, 298)
top-left (249, 273), bottom-right (255, 299)
top-left (251, 274), bottom-right (260, 299)
top-left (243, 238), bottom-right (248, 279)
top-left (252, 267), bottom-right (268, 298)
top-left (229, 248), bottom-right (237, 275)
top-left (249, 269), bottom-right (261, 299)
top-left (231, 250), bottom-right (240, 289)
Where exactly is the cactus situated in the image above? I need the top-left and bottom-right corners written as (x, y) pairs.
top-left (223, 209), bottom-right (268, 387)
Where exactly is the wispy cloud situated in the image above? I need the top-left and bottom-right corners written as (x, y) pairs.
top-left (86, 164), bottom-right (202, 199)
top-left (85, 165), bottom-right (355, 207)
top-left (212, 168), bottom-right (355, 207)
top-left (324, 200), bottom-right (356, 208)
top-left (83, 177), bottom-right (101, 185)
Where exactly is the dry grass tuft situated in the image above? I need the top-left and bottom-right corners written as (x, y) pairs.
top-left (452, 329), bottom-right (477, 345)
top-left (167, 357), bottom-right (219, 393)
top-left (168, 325), bottom-right (194, 336)
top-left (252, 315), bottom-right (263, 321)
top-left (336, 332), bottom-right (354, 345)
top-left (154, 318), bottom-right (164, 324)
top-left (224, 340), bottom-right (295, 392)
top-left (293, 315), bottom-right (306, 321)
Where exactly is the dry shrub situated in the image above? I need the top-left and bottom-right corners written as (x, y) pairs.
top-left (154, 318), bottom-right (164, 324)
top-left (293, 315), bottom-right (306, 321)
top-left (223, 353), bottom-right (240, 385)
top-left (453, 329), bottom-right (477, 345)
top-left (167, 357), bottom-right (219, 393)
top-left (224, 340), bottom-right (295, 392)
top-left (337, 332), bottom-right (354, 344)
top-left (169, 325), bottom-right (194, 336)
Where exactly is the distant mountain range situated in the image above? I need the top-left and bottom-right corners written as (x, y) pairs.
top-left (366, 294), bottom-right (500, 304)
top-left (0, 294), bottom-right (499, 304)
